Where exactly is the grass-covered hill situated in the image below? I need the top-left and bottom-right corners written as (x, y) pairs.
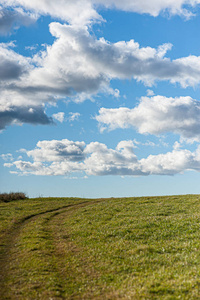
top-left (0, 195), bottom-right (200, 299)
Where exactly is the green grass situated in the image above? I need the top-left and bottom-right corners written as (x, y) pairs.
top-left (1, 195), bottom-right (200, 299)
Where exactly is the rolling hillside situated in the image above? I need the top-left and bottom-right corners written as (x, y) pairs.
top-left (0, 195), bottom-right (200, 299)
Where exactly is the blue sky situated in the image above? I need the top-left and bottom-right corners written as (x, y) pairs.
top-left (1, 1), bottom-right (200, 198)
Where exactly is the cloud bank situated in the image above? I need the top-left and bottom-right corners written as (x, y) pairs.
top-left (4, 138), bottom-right (200, 177)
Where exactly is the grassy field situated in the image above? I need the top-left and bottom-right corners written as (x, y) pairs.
top-left (1, 195), bottom-right (200, 299)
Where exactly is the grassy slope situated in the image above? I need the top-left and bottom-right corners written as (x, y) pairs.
top-left (1, 195), bottom-right (200, 299)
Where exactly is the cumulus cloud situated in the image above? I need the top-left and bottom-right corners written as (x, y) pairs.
top-left (140, 148), bottom-right (200, 175)
top-left (1, 0), bottom-right (100, 26)
top-left (0, 42), bottom-right (55, 128)
top-left (94, 0), bottom-right (200, 19)
top-left (11, 160), bottom-right (84, 176)
top-left (0, 81), bottom-right (55, 129)
top-left (7, 139), bottom-right (87, 176)
top-left (2, 22), bottom-right (200, 129)
top-left (26, 139), bottom-right (86, 162)
top-left (1, 0), bottom-right (200, 28)
top-left (0, 7), bottom-right (37, 35)
top-left (4, 138), bottom-right (200, 177)
top-left (4, 139), bottom-right (142, 176)
top-left (23, 23), bottom-right (200, 91)
top-left (0, 42), bottom-right (30, 81)
top-left (84, 140), bottom-right (141, 176)
top-left (96, 95), bottom-right (200, 142)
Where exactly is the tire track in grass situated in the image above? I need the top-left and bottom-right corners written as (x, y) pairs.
top-left (41, 199), bottom-right (109, 299)
top-left (43, 206), bottom-right (101, 299)
top-left (0, 199), bottom-right (106, 299)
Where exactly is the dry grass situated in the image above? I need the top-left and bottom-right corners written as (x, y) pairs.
top-left (0, 192), bottom-right (27, 202)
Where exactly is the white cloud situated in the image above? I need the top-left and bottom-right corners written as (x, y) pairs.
top-left (12, 160), bottom-right (84, 176)
top-left (94, 0), bottom-right (200, 19)
top-left (4, 162), bottom-right (13, 167)
top-left (1, 153), bottom-right (13, 161)
top-left (173, 141), bottom-right (181, 150)
top-left (5, 138), bottom-right (200, 177)
top-left (5, 139), bottom-right (141, 176)
top-left (96, 95), bottom-right (200, 142)
top-left (26, 139), bottom-right (86, 162)
top-left (0, 42), bottom-right (54, 129)
top-left (0, 100), bottom-right (53, 130)
top-left (0, 7), bottom-right (37, 35)
top-left (0, 43), bottom-right (54, 129)
top-left (1, 0), bottom-right (200, 29)
top-left (140, 148), bottom-right (200, 175)
top-left (1, 0), bottom-right (100, 26)
top-left (2, 21), bottom-right (200, 129)
top-left (68, 112), bottom-right (80, 122)
top-left (25, 44), bottom-right (38, 51)
top-left (146, 89), bottom-right (155, 96)
top-left (18, 23), bottom-right (200, 93)
top-left (84, 140), bottom-right (139, 176)
top-left (64, 175), bottom-right (88, 180)
top-left (0, 41), bottom-right (31, 81)
top-left (52, 112), bottom-right (65, 123)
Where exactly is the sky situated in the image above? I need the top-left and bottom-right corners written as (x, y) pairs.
top-left (1, 1), bottom-right (200, 198)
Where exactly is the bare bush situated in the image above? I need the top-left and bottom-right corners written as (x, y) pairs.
top-left (0, 192), bottom-right (28, 202)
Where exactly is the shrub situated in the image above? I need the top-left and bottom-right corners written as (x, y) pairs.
top-left (0, 192), bottom-right (28, 202)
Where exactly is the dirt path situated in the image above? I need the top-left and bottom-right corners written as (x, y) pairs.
top-left (0, 199), bottom-right (106, 299)
top-left (44, 206), bottom-right (101, 299)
